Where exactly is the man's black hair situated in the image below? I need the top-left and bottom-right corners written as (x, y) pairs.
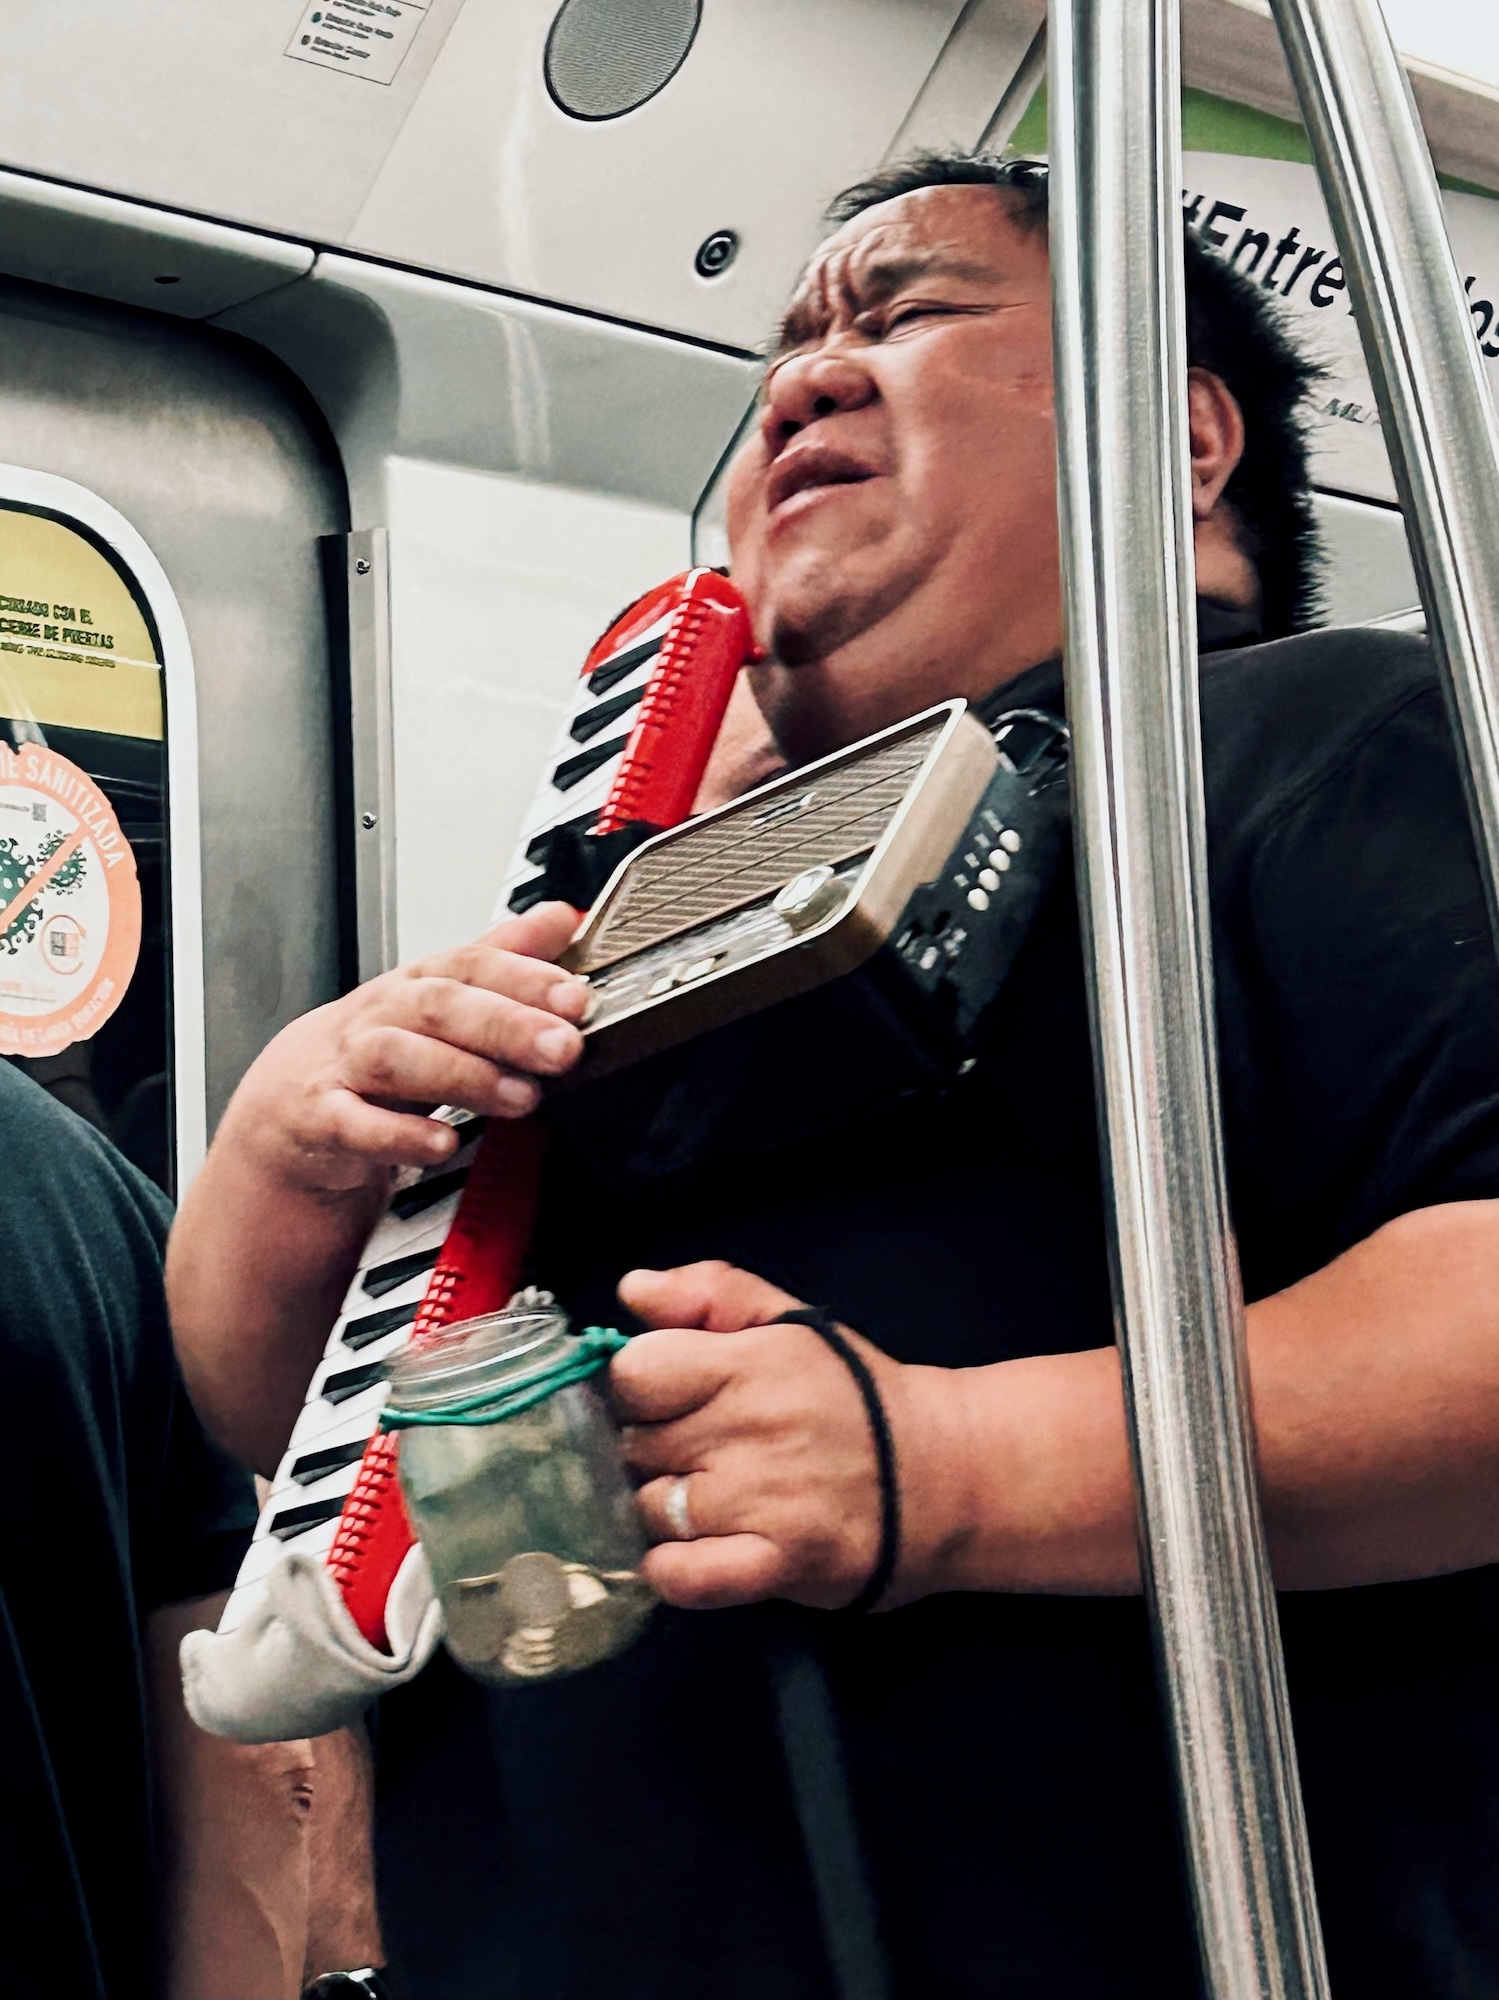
top-left (824, 152), bottom-right (1326, 639)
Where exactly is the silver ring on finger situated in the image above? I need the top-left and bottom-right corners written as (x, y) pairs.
top-left (664, 1475), bottom-right (696, 1541)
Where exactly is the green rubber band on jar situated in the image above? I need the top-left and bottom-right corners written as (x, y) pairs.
top-left (379, 1325), bottom-right (628, 1431)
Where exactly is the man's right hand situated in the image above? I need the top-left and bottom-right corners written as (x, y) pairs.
top-left (168, 901), bottom-right (588, 1467)
top-left (215, 902), bottom-right (587, 1199)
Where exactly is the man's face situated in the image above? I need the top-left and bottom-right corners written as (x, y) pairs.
top-left (726, 184), bottom-right (1062, 762)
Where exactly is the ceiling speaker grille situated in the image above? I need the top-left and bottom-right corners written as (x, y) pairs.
top-left (545, 0), bottom-right (702, 121)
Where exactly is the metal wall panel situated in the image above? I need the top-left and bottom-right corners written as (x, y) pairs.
top-left (0, 167), bottom-right (313, 321)
top-left (215, 252), bottom-right (762, 520)
top-left (0, 278), bottom-right (348, 1135)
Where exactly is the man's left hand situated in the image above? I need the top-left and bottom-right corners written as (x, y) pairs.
top-left (613, 1261), bottom-right (966, 1612)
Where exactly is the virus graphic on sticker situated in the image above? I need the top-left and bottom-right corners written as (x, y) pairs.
top-left (0, 831), bottom-right (88, 954)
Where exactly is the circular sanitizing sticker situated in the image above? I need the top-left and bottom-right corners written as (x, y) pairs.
top-left (0, 741), bottom-right (141, 1058)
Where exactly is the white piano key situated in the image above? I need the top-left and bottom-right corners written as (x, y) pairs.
top-left (335, 1268), bottom-right (436, 1345)
top-left (502, 638), bottom-right (663, 866)
top-left (269, 1438), bottom-right (363, 1505)
top-left (284, 1371), bottom-right (394, 1452)
top-left (516, 759), bottom-right (619, 841)
top-left (335, 1248), bottom-right (435, 1326)
top-left (221, 1513), bottom-right (344, 1633)
top-left (341, 1192), bottom-right (463, 1275)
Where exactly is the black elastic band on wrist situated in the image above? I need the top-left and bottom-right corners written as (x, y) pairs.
top-left (774, 1305), bottom-right (901, 1615)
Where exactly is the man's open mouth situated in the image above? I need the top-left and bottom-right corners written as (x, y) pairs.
top-left (767, 445), bottom-right (877, 514)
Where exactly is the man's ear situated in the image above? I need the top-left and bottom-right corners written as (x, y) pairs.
top-left (1187, 368), bottom-right (1246, 522)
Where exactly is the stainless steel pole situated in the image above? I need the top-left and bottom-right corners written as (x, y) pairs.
top-left (1268, 0), bottom-right (1499, 932)
top-left (1048, 4), bottom-right (1329, 1995)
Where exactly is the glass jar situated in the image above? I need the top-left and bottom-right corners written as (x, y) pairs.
top-left (386, 1307), bottom-right (655, 1686)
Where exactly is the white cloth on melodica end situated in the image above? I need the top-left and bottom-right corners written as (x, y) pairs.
top-left (180, 1542), bottom-right (442, 1743)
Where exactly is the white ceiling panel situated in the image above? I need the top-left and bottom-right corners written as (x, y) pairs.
top-left (0, 0), bottom-right (996, 350)
top-left (0, 0), bottom-right (470, 241)
top-left (345, 0), bottom-right (972, 348)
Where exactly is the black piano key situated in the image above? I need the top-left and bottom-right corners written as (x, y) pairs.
top-left (553, 733), bottom-right (630, 793)
top-left (570, 684), bottom-right (644, 744)
top-left (342, 1297), bottom-right (419, 1350)
top-left (289, 1438), bottom-right (369, 1486)
top-left (526, 810), bottom-right (593, 867)
top-left (389, 1163), bottom-right (470, 1220)
top-left (362, 1244), bottom-right (439, 1298)
top-left (268, 1495), bottom-right (346, 1542)
top-left (321, 1358), bottom-right (387, 1405)
top-left (589, 632), bottom-right (661, 696)
top-left (507, 875), bottom-right (551, 914)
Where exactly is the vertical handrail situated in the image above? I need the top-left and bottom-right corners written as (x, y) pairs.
top-left (342, 527), bottom-right (399, 981)
top-left (1048, 4), bottom-right (1330, 1995)
top-left (1269, 0), bottom-right (1499, 934)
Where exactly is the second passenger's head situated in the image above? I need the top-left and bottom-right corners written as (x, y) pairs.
top-left (725, 154), bottom-right (1323, 763)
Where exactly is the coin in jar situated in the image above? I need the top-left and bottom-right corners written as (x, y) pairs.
top-left (499, 1550), bottom-right (574, 1627)
top-left (549, 1564), bottom-right (657, 1672)
top-left (501, 1624), bottom-right (561, 1679)
top-left (443, 1572), bottom-right (509, 1667)
top-left (445, 1551), bottom-right (571, 1676)
top-left (547, 1563), bottom-right (626, 1672)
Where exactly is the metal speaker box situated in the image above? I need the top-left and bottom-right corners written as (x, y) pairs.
top-left (561, 700), bottom-right (998, 1078)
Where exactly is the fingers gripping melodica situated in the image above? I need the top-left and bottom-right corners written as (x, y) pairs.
top-left (209, 900), bottom-right (591, 1191)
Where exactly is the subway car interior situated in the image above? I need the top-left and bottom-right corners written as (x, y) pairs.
top-left (4, 2), bottom-right (1499, 1997)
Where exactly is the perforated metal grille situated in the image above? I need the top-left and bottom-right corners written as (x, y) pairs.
top-left (545, 0), bottom-right (702, 121)
top-left (575, 718), bottom-right (946, 972)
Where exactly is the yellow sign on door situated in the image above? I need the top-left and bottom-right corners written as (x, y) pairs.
top-left (0, 507), bottom-right (164, 741)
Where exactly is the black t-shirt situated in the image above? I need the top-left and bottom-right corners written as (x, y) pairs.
top-left (376, 626), bottom-right (1499, 2000)
top-left (0, 1063), bottom-right (256, 1999)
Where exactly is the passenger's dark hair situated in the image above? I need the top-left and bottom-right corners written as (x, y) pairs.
top-left (824, 153), bottom-right (1326, 639)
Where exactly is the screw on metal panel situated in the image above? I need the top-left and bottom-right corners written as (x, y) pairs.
top-left (361, 812), bottom-right (377, 830)
top-left (355, 558), bottom-right (372, 575)
top-left (694, 230), bottom-right (739, 279)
